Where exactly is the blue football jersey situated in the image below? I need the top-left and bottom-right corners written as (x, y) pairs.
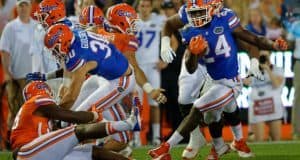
top-left (180, 8), bottom-right (241, 80)
top-left (65, 30), bottom-right (129, 80)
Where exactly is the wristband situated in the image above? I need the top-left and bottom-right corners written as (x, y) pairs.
top-left (91, 111), bottom-right (99, 123)
top-left (250, 58), bottom-right (259, 68)
top-left (161, 36), bottom-right (171, 46)
top-left (45, 72), bottom-right (56, 80)
top-left (143, 82), bottom-right (154, 94)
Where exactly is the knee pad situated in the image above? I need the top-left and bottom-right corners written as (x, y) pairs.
top-left (223, 107), bottom-right (241, 126)
top-left (179, 103), bottom-right (193, 117)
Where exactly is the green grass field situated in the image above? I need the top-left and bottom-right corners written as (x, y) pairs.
top-left (1, 141), bottom-right (300, 160)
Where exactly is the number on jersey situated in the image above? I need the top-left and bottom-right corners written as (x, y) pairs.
top-left (215, 34), bottom-right (231, 57)
top-left (87, 32), bottom-right (112, 59)
top-left (137, 30), bottom-right (156, 48)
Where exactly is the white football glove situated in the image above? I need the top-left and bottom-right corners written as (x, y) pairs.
top-left (160, 36), bottom-right (176, 63)
top-left (248, 58), bottom-right (264, 81)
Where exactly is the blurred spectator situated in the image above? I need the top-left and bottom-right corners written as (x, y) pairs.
top-left (171, 0), bottom-right (184, 10)
top-left (0, 0), bottom-right (36, 128)
top-left (12, 0), bottom-right (42, 19)
top-left (287, 20), bottom-right (300, 140)
top-left (266, 17), bottom-right (285, 40)
top-left (160, 0), bottom-right (185, 134)
top-left (244, 51), bottom-right (285, 141)
top-left (29, 1), bottom-right (62, 98)
top-left (259, 0), bottom-right (281, 24)
top-left (246, 8), bottom-right (267, 36)
top-left (0, 0), bottom-right (16, 36)
top-left (134, 0), bottom-right (166, 146)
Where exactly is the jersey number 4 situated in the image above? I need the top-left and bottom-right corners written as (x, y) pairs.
top-left (215, 34), bottom-right (231, 57)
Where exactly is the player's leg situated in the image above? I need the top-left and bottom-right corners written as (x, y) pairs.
top-left (75, 105), bottom-right (141, 142)
top-left (16, 120), bottom-right (138, 160)
top-left (92, 145), bottom-right (130, 160)
top-left (102, 104), bottom-right (132, 157)
top-left (194, 83), bottom-right (241, 159)
top-left (17, 126), bottom-right (80, 160)
top-left (204, 110), bottom-right (230, 160)
top-left (70, 76), bottom-right (106, 110)
top-left (63, 143), bottom-right (93, 160)
top-left (148, 83), bottom-right (233, 158)
top-left (222, 86), bottom-right (253, 157)
top-left (178, 62), bottom-right (207, 159)
top-left (267, 119), bottom-right (282, 141)
top-left (148, 107), bottom-right (202, 159)
top-left (75, 74), bottom-right (136, 112)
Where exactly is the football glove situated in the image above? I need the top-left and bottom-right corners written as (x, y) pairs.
top-left (160, 36), bottom-right (176, 63)
top-left (189, 35), bottom-right (208, 55)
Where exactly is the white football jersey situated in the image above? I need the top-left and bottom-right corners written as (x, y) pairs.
top-left (135, 13), bottom-right (166, 65)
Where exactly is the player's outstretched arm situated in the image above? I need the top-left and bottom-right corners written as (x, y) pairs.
top-left (34, 104), bottom-right (99, 124)
top-left (124, 51), bottom-right (167, 104)
top-left (236, 39), bottom-right (260, 59)
top-left (233, 26), bottom-right (288, 51)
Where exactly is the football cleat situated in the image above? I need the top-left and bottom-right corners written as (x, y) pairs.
top-left (230, 138), bottom-right (254, 158)
top-left (148, 142), bottom-right (170, 159)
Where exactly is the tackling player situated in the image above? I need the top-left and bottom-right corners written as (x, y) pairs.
top-left (11, 81), bottom-right (140, 160)
top-left (148, 0), bottom-right (287, 159)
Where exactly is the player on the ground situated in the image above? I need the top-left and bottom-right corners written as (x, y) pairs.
top-left (148, 0), bottom-right (287, 159)
top-left (11, 81), bottom-right (140, 160)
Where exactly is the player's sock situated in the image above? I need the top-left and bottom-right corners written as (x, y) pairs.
top-left (223, 107), bottom-right (243, 141)
top-left (208, 120), bottom-right (224, 150)
top-left (167, 131), bottom-right (184, 148)
top-left (152, 123), bottom-right (160, 139)
top-left (231, 123), bottom-right (243, 141)
top-left (212, 137), bottom-right (225, 151)
top-left (105, 121), bottom-right (132, 135)
top-left (189, 126), bottom-right (206, 147)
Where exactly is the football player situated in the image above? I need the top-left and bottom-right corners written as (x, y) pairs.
top-left (106, 2), bottom-right (167, 146)
top-left (76, 4), bottom-right (167, 155)
top-left (148, 0), bottom-right (287, 159)
top-left (11, 81), bottom-right (140, 160)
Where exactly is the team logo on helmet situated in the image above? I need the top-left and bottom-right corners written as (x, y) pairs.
top-left (41, 5), bottom-right (57, 12)
top-left (48, 30), bottom-right (62, 47)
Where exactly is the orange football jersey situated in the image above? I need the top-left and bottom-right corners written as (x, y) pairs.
top-left (96, 28), bottom-right (139, 53)
top-left (10, 95), bottom-right (56, 150)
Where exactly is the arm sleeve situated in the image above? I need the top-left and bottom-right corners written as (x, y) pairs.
top-left (65, 49), bottom-right (86, 72)
top-left (224, 9), bottom-right (241, 32)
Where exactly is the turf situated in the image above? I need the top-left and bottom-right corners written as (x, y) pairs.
top-left (0, 141), bottom-right (299, 160)
top-left (132, 141), bottom-right (300, 160)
